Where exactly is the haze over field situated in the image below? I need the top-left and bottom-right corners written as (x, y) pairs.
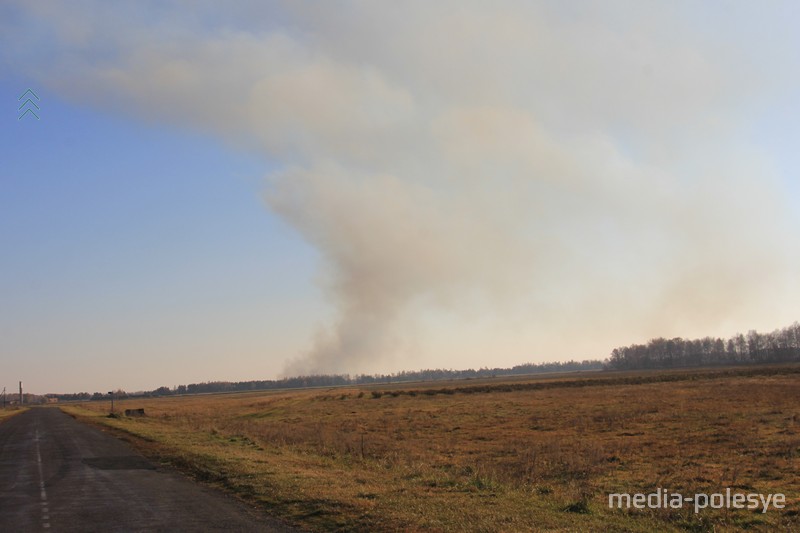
top-left (2, 1), bottom-right (800, 392)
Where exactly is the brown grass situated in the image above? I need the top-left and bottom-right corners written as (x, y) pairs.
top-left (62, 366), bottom-right (800, 531)
top-left (0, 407), bottom-right (27, 421)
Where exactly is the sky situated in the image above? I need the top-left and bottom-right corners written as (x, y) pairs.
top-left (1, 1), bottom-right (799, 394)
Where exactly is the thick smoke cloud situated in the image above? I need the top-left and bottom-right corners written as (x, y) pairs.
top-left (4, 1), bottom-right (798, 375)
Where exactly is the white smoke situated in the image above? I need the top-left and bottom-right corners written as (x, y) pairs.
top-left (4, 1), bottom-right (799, 375)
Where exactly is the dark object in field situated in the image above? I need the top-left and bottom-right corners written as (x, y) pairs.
top-left (124, 408), bottom-right (146, 417)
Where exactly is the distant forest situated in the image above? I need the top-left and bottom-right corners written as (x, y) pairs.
top-left (50, 321), bottom-right (800, 401)
top-left (51, 360), bottom-right (602, 401)
top-left (606, 321), bottom-right (800, 370)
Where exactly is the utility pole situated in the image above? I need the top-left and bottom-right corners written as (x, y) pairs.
top-left (109, 391), bottom-right (114, 414)
top-left (19, 381), bottom-right (23, 405)
top-left (2, 387), bottom-right (5, 409)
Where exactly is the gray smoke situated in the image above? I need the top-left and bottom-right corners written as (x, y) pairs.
top-left (5, 1), bottom-right (799, 376)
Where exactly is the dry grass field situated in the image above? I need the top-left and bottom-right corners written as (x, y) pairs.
top-left (62, 366), bottom-right (800, 531)
top-left (0, 407), bottom-right (26, 421)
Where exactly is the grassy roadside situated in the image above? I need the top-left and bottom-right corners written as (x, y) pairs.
top-left (64, 403), bottom-right (650, 532)
top-left (0, 407), bottom-right (27, 422)
top-left (61, 367), bottom-right (800, 531)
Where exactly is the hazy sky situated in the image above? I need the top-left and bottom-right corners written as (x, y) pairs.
top-left (2, 1), bottom-right (799, 393)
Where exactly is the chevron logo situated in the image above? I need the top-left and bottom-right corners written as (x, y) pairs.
top-left (18, 89), bottom-right (40, 120)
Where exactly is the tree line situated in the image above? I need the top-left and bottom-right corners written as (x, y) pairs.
top-left (50, 321), bottom-right (799, 400)
top-left (606, 321), bottom-right (800, 370)
top-left (51, 360), bottom-right (603, 401)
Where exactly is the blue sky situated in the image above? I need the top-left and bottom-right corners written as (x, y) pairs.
top-left (1, 2), bottom-right (799, 393)
top-left (1, 73), bottom-right (323, 392)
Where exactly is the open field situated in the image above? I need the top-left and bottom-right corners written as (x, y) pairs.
top-left (62, 366), bottom-right (800, 531)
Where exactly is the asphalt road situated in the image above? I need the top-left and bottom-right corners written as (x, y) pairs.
top-left (0, 408), bottom-right (296, 532)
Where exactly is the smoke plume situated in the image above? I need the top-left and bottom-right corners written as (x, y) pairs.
top-left (5, 1), bottom-right (799, 375)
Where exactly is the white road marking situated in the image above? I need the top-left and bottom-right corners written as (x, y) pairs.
top-left (34, 429), bottom-right (51, 530)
